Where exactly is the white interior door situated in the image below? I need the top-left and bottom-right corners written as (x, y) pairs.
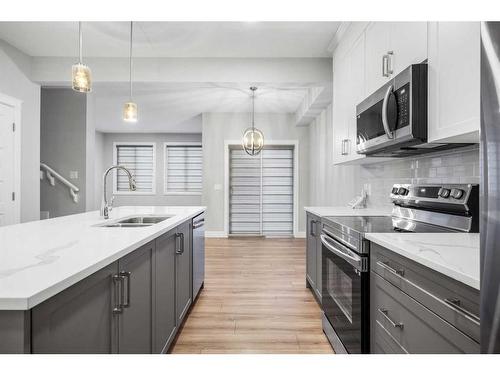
top-left (229, 146), bottom-right (294, 237)
top-left (0, 102), bottom-right (16, 226)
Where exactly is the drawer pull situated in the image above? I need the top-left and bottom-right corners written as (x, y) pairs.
top-left (378, 261), bottom-right (405, 277)
top-left (378, 308), bottom-right (404, 329)
top-left (443, 298), bottom-right (480, 323)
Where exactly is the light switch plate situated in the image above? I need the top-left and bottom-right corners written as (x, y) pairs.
top-left (69, 171), bottom-right (78, 179)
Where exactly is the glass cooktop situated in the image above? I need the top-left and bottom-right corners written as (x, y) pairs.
top-left (322, 216), bottom-right (455, 234)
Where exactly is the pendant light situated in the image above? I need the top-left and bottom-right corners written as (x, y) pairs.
top-left (72, 22), bottom-right (92, 93)
top-left (242, 87), bottom-right (264, 156)
top-left (123, 21), bottom-right (138, 122)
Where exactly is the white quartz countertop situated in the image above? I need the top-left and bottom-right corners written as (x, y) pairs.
top-left (304, 206), bottom-right (391, 218)
top-left (365, 233), bottom-right (480, 290)
top-left (0, 206), bottom-right (205, 310)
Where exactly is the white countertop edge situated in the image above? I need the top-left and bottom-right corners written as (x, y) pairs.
top-left (365, 233), bottom-right (479, 290)
top-left (0, 207), bottom-right (206, 310)
top-left (304, 206), bottom-right (391, 218)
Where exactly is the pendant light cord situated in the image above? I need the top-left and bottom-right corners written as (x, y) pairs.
top-left (78, 22), bottom-right (83, 64)
top-left (252, 89), bottom-right (255, 131)
top-left (129, 21), bottom-right (133, 101)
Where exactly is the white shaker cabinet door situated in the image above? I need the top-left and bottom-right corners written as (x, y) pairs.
top-left (389, 22), bottom-right (427, 75)
top-left (332, 53), bottom-right (350, 164)
top-left (365, 22), bottom-right (391, 96)
top-left (428, 22), bottom-right (480, 143)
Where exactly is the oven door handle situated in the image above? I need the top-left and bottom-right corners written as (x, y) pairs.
top-left (320, 234), bottom-right (365, 271)
top-left (382, 85), bottom-right (395, 139)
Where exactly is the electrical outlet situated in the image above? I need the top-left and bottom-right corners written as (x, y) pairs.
top-left (214, 184), bottom-right (222, 191)
top-left (69, 171), bottom-right (78, 179)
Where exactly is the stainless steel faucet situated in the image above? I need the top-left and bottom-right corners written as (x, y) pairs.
top-left (101, 165), bottom-right (136, 219)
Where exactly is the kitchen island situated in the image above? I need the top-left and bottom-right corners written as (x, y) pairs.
top-left (0, 206), bottom-right (205, 353)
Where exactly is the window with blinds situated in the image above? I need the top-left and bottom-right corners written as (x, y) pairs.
top-left (114, 143), bottom-right (155, 193)
top-left (229, 146), bottom-right (294, 237)
top-left (164, 144), bottom-right (203, 194)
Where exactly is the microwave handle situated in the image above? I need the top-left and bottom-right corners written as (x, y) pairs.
top-left (382, 85), bottom-right (395, 139)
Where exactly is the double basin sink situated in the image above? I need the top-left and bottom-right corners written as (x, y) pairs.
top-left (96, 215), bottom-right (173, 228)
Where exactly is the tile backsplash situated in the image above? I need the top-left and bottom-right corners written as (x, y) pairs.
top-left (361, 145), bottom-right (480, 208)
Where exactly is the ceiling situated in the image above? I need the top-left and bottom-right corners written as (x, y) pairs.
top-left (0, 22), bottom-right (340, 58)
top-left (92, 82), bottom-right (309, 133)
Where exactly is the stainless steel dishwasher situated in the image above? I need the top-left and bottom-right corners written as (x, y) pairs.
top-left (192, 213), bottom-right (205, 299)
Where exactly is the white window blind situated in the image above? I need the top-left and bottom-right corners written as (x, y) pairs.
top-left (229, 146), bottom-right (294, 236)
top-left (115, 144), bottom-right (154, 193)
top-left (165, 144), bottom-right (203, 194)
top-left (262, 148), bottom-right (294, 236)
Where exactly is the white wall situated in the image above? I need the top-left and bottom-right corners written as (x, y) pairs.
top-left (99, 132), bottom-right (203, 209)
top-left (202, 112), bottom-right (310, 235)
top-left (40, 88), bottom-right (87, 218)
top-left (0, 40), bottom-right (40, 222)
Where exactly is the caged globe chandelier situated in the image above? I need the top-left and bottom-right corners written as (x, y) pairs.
top-left (242, 86), bottom-right (264, 156)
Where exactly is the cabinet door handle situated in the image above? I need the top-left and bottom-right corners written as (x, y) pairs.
top-left (119, 271), bottom-right (131, 308)
top-left (309, 220), bottom-right (316, 237)
top-left (180, 232), bottom-right (185, 254)
top-left (386, 51), bottom-right (394, 75)
top-left (341, 139), bottom-right (349, 156)
top-left (378, 308), bottom-right (404, 329)
top-left (377, 260), bottom-right (405, 277)
top-left (443, 298), bottom-right (480, 323)
top-left (175, 233), bottom-right (182, 254)
top-left (382, 54), bottom-right (389, 77)
top-left (112, 274), bottom-right (123, 314)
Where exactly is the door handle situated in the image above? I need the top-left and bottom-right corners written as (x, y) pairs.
top-left (378, 308), bottom-right (404, 329)
top-left (119, 271), bottom-right (131, 308)
top-left (309, 219), bottom-right (316, 237)
top-left (112, 274), bottom-right (123, 314)
top-left (175, 232), bottom-right (184, 254)
top-left (386, 51), bottom-right (394, 75)
top-left (340, 139), bottom-right (347, 156)
top-left (382, 85), bottom-right (395, 139)
top-left (382, 54), bottom-right (389, 77)
top-left (377, 260), bottom-right (405, 277)
top-left (443, 298), bottom-right (480, 322)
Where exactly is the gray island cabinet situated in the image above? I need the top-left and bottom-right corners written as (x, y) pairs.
top-left (0, 216), bottom-right (200, 354)
top-left (370, 243), bottom-right (480, 354)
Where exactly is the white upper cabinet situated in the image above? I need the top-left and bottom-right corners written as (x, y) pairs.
top-left (390, 22), bottom-right (428, 73)
top-left (428, 22), bottom-right (480, 143)
top-left (365, 22), bottom-right (427, 96)
top-left (365, 23), bottom-right (391, 96)
top-left (332, 49), bottom-right (350, 164)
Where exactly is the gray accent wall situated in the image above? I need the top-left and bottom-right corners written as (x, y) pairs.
top-left (308, 105), bottom-right (480, 208)
top-left (0, 40), bottom-right (41, 223)
top-left (40, 88), bottom-right (87, 218)
top-left (201, 112), bottom-right (310, 234)
top-left (99, 132), bottom-right (202, 208)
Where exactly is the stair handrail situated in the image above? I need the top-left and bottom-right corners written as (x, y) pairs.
top-left (40, 162), bottom-right (80, 203)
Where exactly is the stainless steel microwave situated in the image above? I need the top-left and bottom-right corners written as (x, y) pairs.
top-left (356, 64), bottom-right (430, 157)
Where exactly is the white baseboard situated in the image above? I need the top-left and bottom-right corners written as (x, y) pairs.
top-left (205, 231), bottom-right (228, 238)
top-left (294, 231), bottom-right (306, 238)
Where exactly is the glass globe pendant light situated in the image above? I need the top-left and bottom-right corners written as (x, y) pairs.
top-left (123, 21), bottom-right (138, 122)
top-left (72, 22), bottom-right (92, 93)
top-left (242, 87), bottom-right (264, 156)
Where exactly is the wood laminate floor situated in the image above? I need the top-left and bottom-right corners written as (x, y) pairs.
top-left (171, 237), bottom-right (334, 354)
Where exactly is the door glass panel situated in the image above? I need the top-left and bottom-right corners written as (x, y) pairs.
top-left (327, 258), bottom-right (353, 323)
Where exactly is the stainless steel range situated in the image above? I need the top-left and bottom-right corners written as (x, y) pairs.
top-left (321, 183), bottom-right (479, 354)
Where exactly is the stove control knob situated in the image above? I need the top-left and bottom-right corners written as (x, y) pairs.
top-left (391, 187), bottom-right (399, 195)
top-left (450, 188), bottom-right (464, 199)
top-left (439, 188), bottom-right (451, 198)
top-left (398, 187), bottom-right (408, 196)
